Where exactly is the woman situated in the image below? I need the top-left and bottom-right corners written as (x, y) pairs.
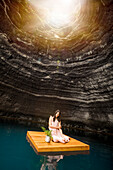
top-left (49, 110), bottom-right (70, 143)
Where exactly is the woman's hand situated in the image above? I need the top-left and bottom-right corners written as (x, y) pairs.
top-left (59, 125), bottom-right (62, 129)
top-left (59, 121), bottom-right (62, 129)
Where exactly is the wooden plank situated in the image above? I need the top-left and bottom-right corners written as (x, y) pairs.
top-left (27, 131), bottom-right (39, 152)
top-left (34, 139), bottom-right (88, 147)
top-left (27, 131), bottom-right (45, 134)
top-left (32, 136), bottom-right (75, 141)
top-left (35, 141), bottom-right (86, 145)
top-left (26, 131), bottom-right (90, 153)
top-left (32, 138), bottom-right (78, 143)
top-left (27, 131), bottom-right (46, 136)
top-left (37, 146), bottom-right (89, 152)
top-left (36, 143), bottom-right (89, 148)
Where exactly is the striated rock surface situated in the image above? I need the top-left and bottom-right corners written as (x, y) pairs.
top-left (0, 0), bottom-right (113, 135)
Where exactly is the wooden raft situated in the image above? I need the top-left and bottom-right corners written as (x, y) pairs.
top-left (27, 131), bottom-right (90, 153)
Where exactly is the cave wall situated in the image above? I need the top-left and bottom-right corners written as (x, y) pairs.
top-left (0, 0), bottom-right (113, 133)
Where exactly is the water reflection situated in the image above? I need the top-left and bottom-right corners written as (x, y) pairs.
top-left (40, 155), bottom-right (64, 170)
top-left (39, 151), bottom-right (90, 170)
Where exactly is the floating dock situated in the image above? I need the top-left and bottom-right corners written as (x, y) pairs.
top-left (26, 131), bottom-right (90, 153)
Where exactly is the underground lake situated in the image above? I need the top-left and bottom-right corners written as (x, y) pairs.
top-left (0, 123), bottom-right (113, 170)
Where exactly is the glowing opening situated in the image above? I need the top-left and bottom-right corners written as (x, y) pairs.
top-left (29, 0), bottom-right (82, 28)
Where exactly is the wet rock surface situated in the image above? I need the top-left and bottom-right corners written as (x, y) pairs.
top-left (0, 0), bottom-right (113, 135)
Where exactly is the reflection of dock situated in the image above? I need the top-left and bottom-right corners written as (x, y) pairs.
top-left (26, 131), bottom-right (90, 154)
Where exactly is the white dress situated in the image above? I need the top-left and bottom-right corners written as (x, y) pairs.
top-left (49, 116), bottom-right (70, 143)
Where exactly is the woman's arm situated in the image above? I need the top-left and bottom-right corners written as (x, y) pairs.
top-left (59, 121), bottom-right (62, 129)
top-left (59, 121), bottom-right (63, 135)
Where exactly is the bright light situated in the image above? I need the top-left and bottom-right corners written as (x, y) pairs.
top-left (30, 0), bottom-right (82, 28)
top-left (28, 0), bottom-right (86, 39)
top-left (47, 9), bottom-right (71, 28)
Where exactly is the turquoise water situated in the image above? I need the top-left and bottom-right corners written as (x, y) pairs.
top-left (0, 123), bottom-right (113, 170)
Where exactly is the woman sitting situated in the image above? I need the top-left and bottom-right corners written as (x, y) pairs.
top-left (49, 110), bottom-right (70, 143)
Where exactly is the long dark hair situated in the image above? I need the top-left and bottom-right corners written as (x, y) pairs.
top-left (53, 110), bottom-right (61, 122)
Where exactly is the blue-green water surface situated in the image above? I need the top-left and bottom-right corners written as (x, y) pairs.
top-left (0, 123), bottom-right (113, 170)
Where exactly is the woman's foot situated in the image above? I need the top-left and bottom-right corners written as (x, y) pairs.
top-left (61, 140), bottom-right (66, 144)
top-left (65, 138), bottom-right (70, 142)
top-left (61, 138), bottom-right (66, 143)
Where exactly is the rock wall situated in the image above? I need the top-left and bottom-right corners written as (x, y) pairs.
top-left (0, 0), bottom-right (113, 134)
